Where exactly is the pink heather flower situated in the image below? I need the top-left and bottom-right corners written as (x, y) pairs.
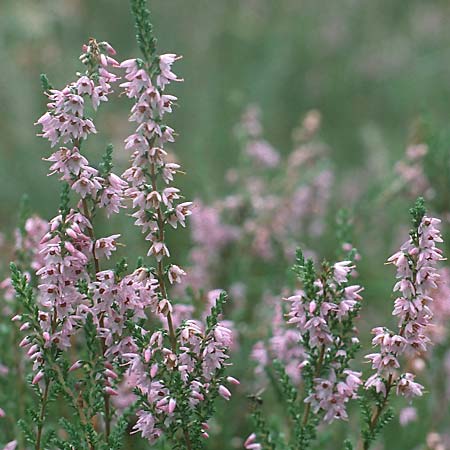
top-left (168, 265), bottom-right (186, 284)
top-left (95, 235), bottom-right (120, 259)
top-left (364, 214), bottom-right (444, 402)
top-left (132, 411), bottom-right (162, 444)
top-left (104, 387), bottom-right (119, 396)
top-left (157, 54), bottom-right (183, 89)
top-left (333, 261), bottom-right (354, 284)
top-left (244, 433), bottom-right (262, 450)
top-left (218, 385), bottom-right (231, 401)
top-left (32, 370), bottom-right (45, 385)
top-left (71, 171), bottom-right (103, 199)
top-left (305, 369), bottom-right (362, 423)
top-left (147, 241), bottom-right (170, 261)
top-left (396, 373), bottom-right (424, 399)
top-left (168, 398), bottom-right (176, 414)
top-left (69, 360), bottom-right (83, 372)
top-left (3, 441), bottom-right (18, 450)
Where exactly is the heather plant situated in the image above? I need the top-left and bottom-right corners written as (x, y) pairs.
top-left (244, 198), bottom-right (446, 450)
top-left (0, 1), bottom-right (237, 449)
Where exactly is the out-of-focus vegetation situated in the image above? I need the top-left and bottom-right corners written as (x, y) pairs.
top-left (2, 0), bottom-right (450, 226)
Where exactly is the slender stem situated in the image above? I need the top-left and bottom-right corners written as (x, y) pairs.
top-left (81, 197), bottom-right (111, 440)
top-left (81, 199), bottom-right (100, 275)
top-left (35, 379), bottom-right (50, 450)
top-left (149, 162), bottom-right (177, 352)
top-left (182, 428), bottom-right (193, 450)
top-left (52, 364), bottom-right (95, 450)
top-left (357, 374), bottom-right (393, 450)
top-left (13, 322), bottom-right (26, 450)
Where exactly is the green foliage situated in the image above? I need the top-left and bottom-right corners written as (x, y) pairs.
top-left (130, 0), bottom-right (157, 63)
top-left (10, 262), bottom-right (37, 319)
top-left (292, 249), bottom-right (317, 300)
top-left (206, 290), bottom-right (227, 330)
top-left (59, 183), bottom-right (71, 220)
top-left (249, 396), bottom-right (278, 450)
top-left (272, 360), bottom-right (299, 424)
top-left (40, 73), bottom-right (53, 93)
top-left (409, 197), bottom-right (426, 245)
top-left (409, 197), bottom-right (426, 229)
top-left (115, 257), bottom-right (129, 279)
top-left (99, 143), bottom-right (114, 177)
top-left (359, 392), bottom-right (395, 450)
top-left (343, 439), bottom-right (354, 450)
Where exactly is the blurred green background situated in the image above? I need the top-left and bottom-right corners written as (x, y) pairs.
top-left (2, 0), bottom-right (450, 230)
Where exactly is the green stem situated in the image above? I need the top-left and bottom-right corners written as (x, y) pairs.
top-left (35, 379), bottom-right (50, 450)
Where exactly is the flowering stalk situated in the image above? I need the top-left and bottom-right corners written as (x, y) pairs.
top-left (115, 1), bottom-right (237, 448)
top-left (248, 248), bottom-right (363, 449)
top-left (359, 198), bottom-right (444, 450)
top-left (10, 33), bottom-right (128, 448)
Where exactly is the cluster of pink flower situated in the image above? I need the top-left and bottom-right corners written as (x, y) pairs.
top-left (24, 41), bottom-right (129, 387)
top-left (287, 260), bottom-right (363, 423)
top-left (251, 296), bottom-right (305, 385)
top-left (365, 215), bottom-right (444, 399)
top-left (121, 54), bottom-right (191, 257)
top-left (0, 216), bottom-right (49, 313)
top-left (125, 309), bottom-right (236, 443)
top-left (37, 40), bottom-right (118, 146)
top-left (4, 31), bottom-right (238, 448)
top-left (38, 40), bottom-right (126, 217)
top-left (250, 257), bottom-right (363, 427)
top-left (118, 42), bottom-right (236, 445)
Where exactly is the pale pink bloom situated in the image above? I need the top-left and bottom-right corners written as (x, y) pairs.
top-left (168, 265), bottom-right (186, 284)
top-left (3, 441), bottom-right (17, 450)
top-left (244, 433), bottom-right (262, 450)
top-left (95, 235), bottom-right (120, 259)
top-left (161, 187), bottom-right (180, 207)
top-left (366, 353), bottom-right (399, 373)
top-left (364, 374), bottom-right (386, 396)
top-left (333, 261), bottom-right (354, 284)
top-left (157, 54), bottom-right (182, 89)
top-left (132, 411), bottom-right (161, 444)
top-left (32, 370), bottom-right (45, 385)
top-left (399, 406), bottom-right (417, 426)
top-left (218, 385), bottom-right (231, 401)
top-left (147, 239), bottom-right (170, 261)
top-left (396, 373), bottom-right (424, 399)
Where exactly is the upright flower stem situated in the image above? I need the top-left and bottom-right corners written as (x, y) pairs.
top-left (149, 161), bottom-right (177, 352)
top-left (52, 364), bottom-right (95, 450)
top-left (149, 158), bottom-right (190, 448)
top-left (81, 197), bottom-right (111, 441)
top-left (35, 378), bottom-right (50, 450)
top-left (357, 374), bottom-right (393, 450)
